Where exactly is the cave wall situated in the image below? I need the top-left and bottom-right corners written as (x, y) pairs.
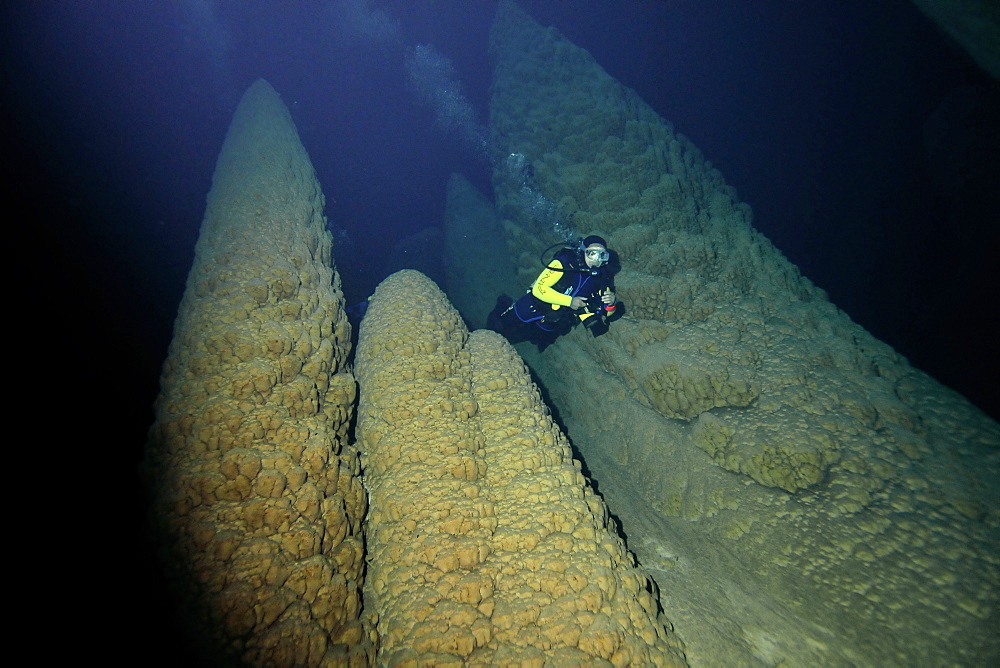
top-left (473, 2), bottom-right (1000, 664)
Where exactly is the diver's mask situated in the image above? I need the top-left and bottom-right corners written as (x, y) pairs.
top-left (585, 247), bottom-right (610, 265)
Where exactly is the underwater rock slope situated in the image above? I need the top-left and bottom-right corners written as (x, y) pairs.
top-left (910, 0), bottom-right (1000, 80)
top-left (355, 269), bottom-right (687, 666)
top-left (143, 80), bottom-right (370, 665)
top-left (482, 2), bottom-right (1000, 664)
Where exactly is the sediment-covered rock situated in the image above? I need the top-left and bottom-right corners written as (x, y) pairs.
top-left (355, 269), bottom-right (686, 666)
top-left (477, 2), bottom-right (1000, 664)
top-left (142, 80), bottom-right (371, 666)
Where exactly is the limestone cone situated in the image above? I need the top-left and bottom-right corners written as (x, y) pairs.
top-left (443, 172), bottom-right (518, 330)
top-left (480, 2), bottom-right (1000, 664)
top-left (355, 269), bottom-right (687, 666)
top-left (142, 79), bottom-right (371, 666)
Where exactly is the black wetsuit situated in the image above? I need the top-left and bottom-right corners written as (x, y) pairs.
top-left (488, 248), bottom-right (617, 346)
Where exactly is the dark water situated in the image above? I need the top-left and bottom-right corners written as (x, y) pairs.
top-left (4, 1), bottom-right (997, 459)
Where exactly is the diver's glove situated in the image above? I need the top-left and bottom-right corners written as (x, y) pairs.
top-left (583, 314), bottom-right (609, 337)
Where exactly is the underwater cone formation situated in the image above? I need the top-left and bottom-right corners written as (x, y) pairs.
top-left (142, 80), bottom-right (371, 665)
top-left (477, 1), bottom-right (1000, 664)
top-left (355, 269), bottom-right (687, 666)
top-left (442, 173), bottom-right (518, 330)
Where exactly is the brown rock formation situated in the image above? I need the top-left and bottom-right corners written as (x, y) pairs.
top-left (473, 2), bottom-right (1000, 664)
top-left (142, 80), bottom-right (371, 666)
top-left (355, 269), bottom-right (686, 666)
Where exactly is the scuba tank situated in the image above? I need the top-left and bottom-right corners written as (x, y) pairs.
top-left (539, 239), bottom-right (599, 276)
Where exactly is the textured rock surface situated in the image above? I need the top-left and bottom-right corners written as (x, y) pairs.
top-left (478, 2), bottom-right (1000, 664)
top-left (142, 80), bottom-right (371, 666)
top-left (355, 269), bottom-right (686, 666)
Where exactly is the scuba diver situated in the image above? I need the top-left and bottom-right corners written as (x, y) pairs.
top-left (487, 235), bottom-right (620, 349)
